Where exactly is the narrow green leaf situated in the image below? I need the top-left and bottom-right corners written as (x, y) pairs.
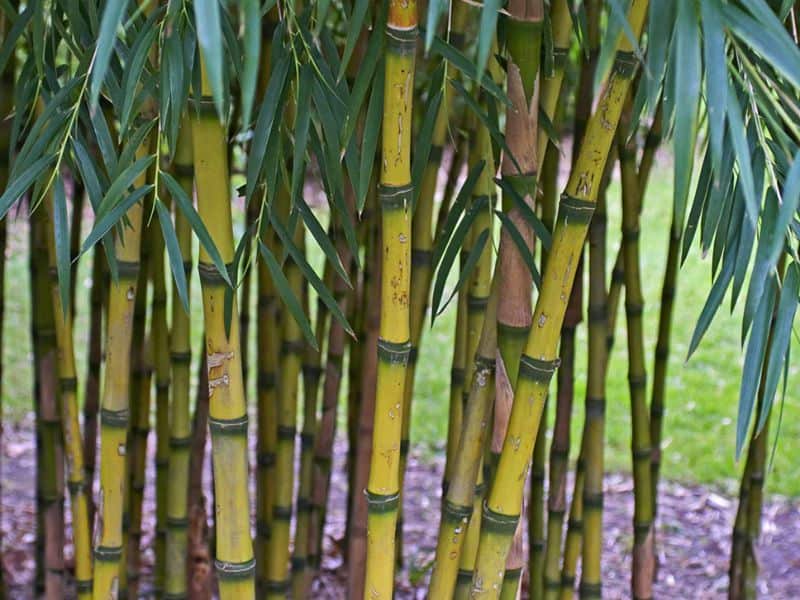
top-left (258, 240), bottom-right (317, 349)
top-left (736, 278), bottom-right (777, 458)
top-left (194, 0), bottom-right (225, 120)
top-left (91, 0), bottom-right (127, 108)
top-left (495, 177), bottom-right (551, 250)
top-left (338, 0), bottom-right (368, 81)
top-left (757, 262), bottom-right (799, 434)
top-left (435, 228), bottom-right (491, 318)
top-left (726, 85), bottom-right (759, 226)
top-left (476, 0), bottom-right (500, 79)
top-left (495, 210), bottom-right (541, 289)
top-left (357, 58), bottom-right (384, 211)
top-left (700, 0), bottom-right (727, 177)
top-left (156, 198), bottom-right (189, 314)
top-left (411, 65), bottom-right (444, 205)
top-left (95, 155), bottom-right (154, 219)
top-left (0, 154), bottom-right (55, 219)
top-left (81, 184), bottom-right (152, 254)
top-left (240, 0), bottom-right (260, 128)
top-left (162, 171), bottom-right (231, 287)
top-left (431, 36), bottom-right (510, 107)
top-left (53, 175), bottom-right (71, 316)
top-left (292, 64), bottom-right (314, 205)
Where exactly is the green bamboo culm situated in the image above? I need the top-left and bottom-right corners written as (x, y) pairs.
top-left (92, 143), bottom-right (148, 599)
top-left (191, 57), bottom-right (255, 599)
top-left (164, 117), bottom-right (194, 599)
top-left (292, 286), bottom-right (327, 598)
top-left (31, 203), bottom-right (66, 600)
top-left (469, 4), bottom-right (649, 597)
top-left (619, 96), bottom-right (657, 600)
top-left (266, 196), bottom-right (303, 598)
top-left (44, 189), bottom-right (93, 600)
top-left (362, 0), bottom-right (417, 594)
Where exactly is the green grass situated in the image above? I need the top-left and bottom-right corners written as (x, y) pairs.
top-left (3, 159), bottom-right (799, 498)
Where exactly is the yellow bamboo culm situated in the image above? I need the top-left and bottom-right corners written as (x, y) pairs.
top-left (93, 148), bottom-right (147, 600)
top-left (363, 0), bottom-right (417, 595)
top-left (469, 2), bottom-right (650, 597)
top-left (44, 195), bottom-right (93, 600)
top-left (191, 57), bottom-right (255, 599)
top-left (164, 117), bottom-right (194, 599)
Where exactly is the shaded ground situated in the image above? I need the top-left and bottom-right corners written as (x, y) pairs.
top-left (2, 418), bottom-right (799, 598)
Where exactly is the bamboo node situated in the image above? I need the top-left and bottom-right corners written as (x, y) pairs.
top-left (214, 557), bottom-right (256, 580)
top-left (207, 350), bottom-right (234, 369)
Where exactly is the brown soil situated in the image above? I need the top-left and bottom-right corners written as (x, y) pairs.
top-left (2, 417), bottom-right (798, 598)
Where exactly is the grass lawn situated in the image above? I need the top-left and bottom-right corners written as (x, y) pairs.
top-left (3, 156), bottom-right (798, 497)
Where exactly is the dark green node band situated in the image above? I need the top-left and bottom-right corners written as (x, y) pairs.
top-left (167, 516), bottom-right (190, 529)
top-left (645, 131), bottom-right (664, 149)
top-left (473, 353), bottom-right (495, 372)
top-left (632, 447), bottom-right (652, 461)
top-left (188, 95), bottom-right (217, 117)
top-left (197, 261), bottom-right (232, 286)
top-left (59, 377), bottom-right (78, 392)
top-left (277, 425), bottom-right (295, 440)
top-left (585, 396), bottom-right (605, 417)
top-left (451, 367), bottom-right (465, 386)
top-left (156, 381), bottom-right (171, 393)
top-left (552, 46), bottom-right (569, 69)
top-left (583, 492), bottom-right (604, 509)
top-left (456, 569), bottom-right (473, 584)
top-left (481, 502), bottom-right (519, 535)
top-left (100, 408), bottom-right (130, 428)
top-left (613, 50), bottom-right (638, 78)
top-left (588, 305), bottom-right (607, 323)
top-left (622, 228), bottom-right (640, 243)
top-left (429, 144), bottom-right (444, 163)
top-left (625, 303), bottom-right (644, 317)
top-left (170, 350), bottom-right (191, 364)
top-left (208, 414), bottom-right (248, 436)
top-left (302, 365), bottom-right (323, 381)
top-left (628, 374), bottom-right (647, 389)
top-left (67, 480), bottom-right (86, 495)
top-left (411, 248), bottom-right (432, 267)
top-left (568, 519), bottom-right (583, 532)
top-left (497, 322), bottom-right (530, 340)
top-left (377, 338), bottom-right (411, 365)
top-left (378, 183), bottom-right (413, 209)
top-left (504, 567), bottom-right (522, 580)
top-left (442, 499), bottom-right (473, 523)
top-left (291, 557), bottom-right (307, 572)
top-left (544, 578), bottom-right (562, 590)
top-left (75, 579), bottom-right (93, 593)
top-left (562, 574), bottom-right (576, 587)
top-left (258, 370), bottom-right (276, 390)
top-left (116, 260), bottom-right (140, 279)
top-left (273, 505), bottom-right (292, 521)
top-left (281, 339), bottom-right (304, 354)
top-left (558, 194), bottom-right (596, 225)
top-left (170, 435), bottom-right (192, 449)
top-left (633, 521), bottom-right (652, 539)
top-left (94, 545), bottom-right (123, 562)
top-left (407, 346), bottom-right (418, 365)
top-left (612, 267), bottom-right (624, 283)
top-left (300, 432), bottom-right (314, 449)
top-left (257, 520), bottom-right (271, 538)
top-left (163, 593), bottom-right (188, 600)
top-left (257, 451), bottom-right (275, 467)
top-left (215, 557), bottom-right (256, 580)
top-left (467, 294), bottom-right (489, 312)
top-left (296, 497), bottom-right (311, 513)
top-left (386, 25), bottom-right (418, 51)
top-left (399, 439), bottom-right (410, 455)
top-left (365, 490), bottom-right (400, 514)
top-left (580, 582), bottom-right (602, 597)
top-left (518, 354), bottom-right (560, 384)
top-left (530, 540), bottom-right (545, 551)
top-left (651, 405), bottom-right (665, 418)
top-left (172, 163), bottom-right (194, 178)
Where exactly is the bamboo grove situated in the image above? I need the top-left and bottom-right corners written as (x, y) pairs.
top-left (0, 0), bottom-right (799, 599)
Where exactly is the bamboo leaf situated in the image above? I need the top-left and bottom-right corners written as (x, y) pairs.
top-left (240, 0), bottom-right (260, 128)
top-left (435, 227), bottom-right (491, 318)
top-left (155, 198), bottom-right (189, 314)
top-left (495, 177), bottom-right (551, 250)
top-left (736, 277), bottom-right (777, 458)
top-left (0, 154), bottom-right (55, 220)
top-left (270, 213), bottom-right (354, 337)
top-left (357, 57), bottom-right (384, 211)
top-left (91, 0), bottom-right (127, 108)
top-left (338, 0), bottom-right (368, 81)
top-left (672, 0), bottom-right (701, 234)
top-left (726, 85), bottom-right (759, 226)
top-left (476, 0), bottom-right (500, 79)
top-left (292, 64), bottom-right (314, 206)
top-left (258, 240), bottom-right (317, 348)
top-left (245, 52), bottom-right (290, 201)
top-left (95, 154), bottom-right (154, 219)
top-left (0, 2), bottom-right (33, 76)
top-left (53, 175), bottom-right (71, 316)
top-left (688, 245), bottom-right (735, 359)
top-left (162, 171), bottom-right (231, 287)
top-left (756, 262), bottom-right (799, 434)
top-left (411, 64), bottom-right (444, 206)
top-left (431, 160), bottom-right (484, 272)
top-left (495, 210), bottom-right (541, 289)
top-left (425, 0), bottom-right (448, 51)
top-left (194, 0), bottom-right (225, 120)
top-left (430, 194), bottom-right (489, 322)
top-left (700, 0), bottom-right (727, 177)
top-left (81, 184), bottom-right (152, 254)
top-left (430, 36), bottom-right (510, 107)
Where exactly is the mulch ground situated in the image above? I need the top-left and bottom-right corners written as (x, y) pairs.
top-left (3, 415), bottom-right (799, 598)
